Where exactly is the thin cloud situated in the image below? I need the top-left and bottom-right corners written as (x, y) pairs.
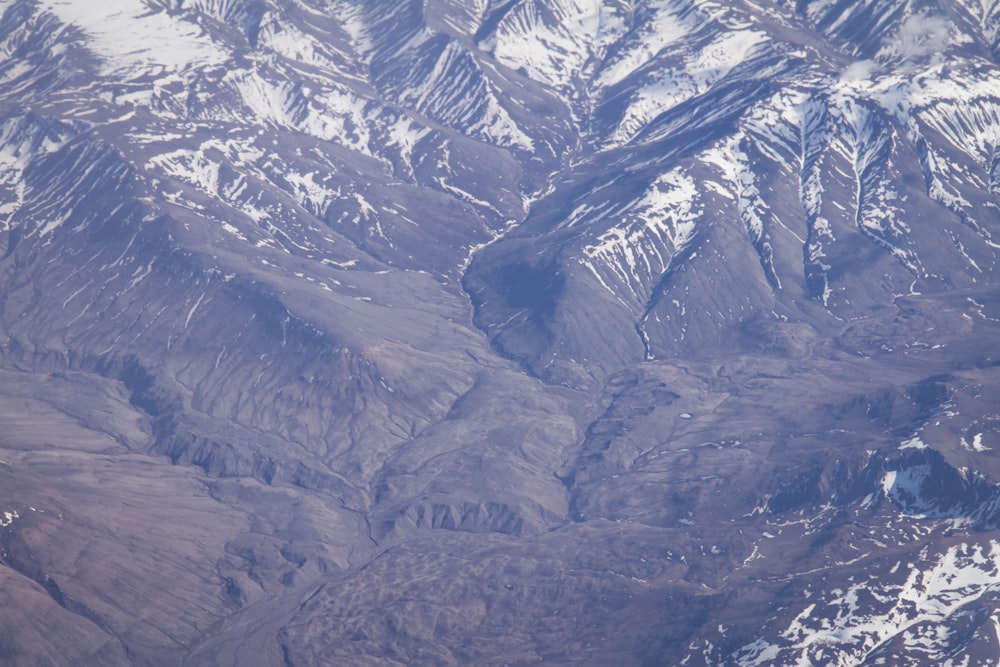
top-left (840, 59), bottom-right (880, 82)
top-left (887, 12), bottom-right (952, 60)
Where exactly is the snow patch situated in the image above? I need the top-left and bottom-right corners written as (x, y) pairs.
top-left (611, 29), bottom-right (769, 145)
top-left (735, 542), bottom-right (1000, 666)
top-left (37, 0), bottom-right (229, 76)
top-left (582, 169), bottom-right (701, 305)
top-left (489, 0), bottom-right (628, 90)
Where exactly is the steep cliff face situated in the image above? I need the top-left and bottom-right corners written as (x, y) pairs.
top-left (2, 0), bottom-right (1000, 664)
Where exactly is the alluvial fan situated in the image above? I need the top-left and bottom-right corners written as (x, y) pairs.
top-left (2, 0), bottom-right (1000, 665)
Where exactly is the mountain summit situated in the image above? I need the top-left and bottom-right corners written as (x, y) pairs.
top-left (2, 0), bottom-right (1000, 664)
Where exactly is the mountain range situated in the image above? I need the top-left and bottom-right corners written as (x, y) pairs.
top-left (2, 0), bottom-right (1000, 664)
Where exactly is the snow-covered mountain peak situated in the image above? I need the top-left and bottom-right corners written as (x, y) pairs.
top-left (35, 0), bottom-right (230, 76)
